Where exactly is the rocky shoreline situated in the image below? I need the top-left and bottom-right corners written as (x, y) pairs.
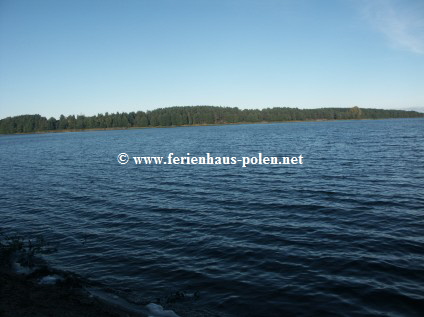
top-left (0, 260), bottom-right (148, 317)
top-left (0, 239), bottom-right (230, 317)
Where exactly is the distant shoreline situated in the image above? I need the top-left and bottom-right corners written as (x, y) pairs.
top-left (2, 117), bottom-right (423, 136)
top-left (1, 106), bottom-right (423, 135)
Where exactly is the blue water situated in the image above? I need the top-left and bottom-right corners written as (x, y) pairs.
top-left (1, 119), bottom-right (423, 316)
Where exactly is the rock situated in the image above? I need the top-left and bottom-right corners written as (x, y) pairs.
top-left (146, 303), bottom-right (180, 317)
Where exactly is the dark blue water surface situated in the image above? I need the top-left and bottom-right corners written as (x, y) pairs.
top-left (1, 119), bottom-right (423, 316)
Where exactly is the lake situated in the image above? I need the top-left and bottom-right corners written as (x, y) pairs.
top-left (1, 119), bottom-right (423, 316)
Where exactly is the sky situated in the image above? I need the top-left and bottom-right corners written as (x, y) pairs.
top-left (0, 0), bottom-right (423, 119)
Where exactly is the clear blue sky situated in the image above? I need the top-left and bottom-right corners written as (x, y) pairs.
top-left (1, 0), bottom-right (423, 119)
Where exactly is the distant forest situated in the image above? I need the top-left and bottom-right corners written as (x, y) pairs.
top-left (0, 106), bottom-right (423, 134)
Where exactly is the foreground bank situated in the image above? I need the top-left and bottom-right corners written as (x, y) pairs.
top-left (0, 237), bottom-right (224, 317)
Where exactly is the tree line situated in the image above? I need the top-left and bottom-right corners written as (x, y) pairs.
top-left (0, 106), bottom-right (422, 134)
